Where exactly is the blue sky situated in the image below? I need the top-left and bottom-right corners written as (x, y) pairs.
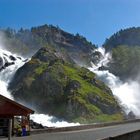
top-left (0, 0), bottom-right (140, 45)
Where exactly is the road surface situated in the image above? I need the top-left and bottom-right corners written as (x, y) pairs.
top-left (1, 122), bottom-right (140, 140)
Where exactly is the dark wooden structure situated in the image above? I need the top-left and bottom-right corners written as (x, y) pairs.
top-left (0, 94), bottom-right (34, 139)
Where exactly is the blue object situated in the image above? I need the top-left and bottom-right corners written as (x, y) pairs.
top-left (22, 128), bottom-right (26, 136)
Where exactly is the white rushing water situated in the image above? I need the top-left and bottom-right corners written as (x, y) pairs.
top-left (89, 47), bottom-right (140, 117)
top-left (30, 114), bottom-right (79, 127)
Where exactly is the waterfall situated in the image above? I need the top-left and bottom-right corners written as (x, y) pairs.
top-left (0, 48), bottom-right (25, 99)
top-left (89, 47), bottom-right (140, 117)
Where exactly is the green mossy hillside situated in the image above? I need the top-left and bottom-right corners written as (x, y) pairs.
top-left (110, 45), bottom-right (140, 80)
top-left (9, 47), bottom-right (123, 123)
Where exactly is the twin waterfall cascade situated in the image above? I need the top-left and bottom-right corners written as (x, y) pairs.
top-left (0, 46), bottom-right (140, 127)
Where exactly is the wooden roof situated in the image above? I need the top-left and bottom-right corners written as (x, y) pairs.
top-left (0, 94), bottom-right (34, 117)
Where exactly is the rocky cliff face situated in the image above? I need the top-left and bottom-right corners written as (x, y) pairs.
top-left (31, 25), bottom-right (98, 66)
top-left (9, 46), bottom-right (123, 123)
top-left (1, 24), bottom-right (102, 66)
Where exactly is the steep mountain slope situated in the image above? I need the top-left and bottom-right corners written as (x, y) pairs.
top-left (9, 46), bottom-right (123, 123)
top-left (103, 27), bottom-right (140, 81)
top-left (31, 25), bottom-right (97, 66)
top-left (1, 25), bottom-right (101, 66)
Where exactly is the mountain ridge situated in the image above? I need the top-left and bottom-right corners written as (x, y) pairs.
top-left (0, 24), bottom-right (102, 67)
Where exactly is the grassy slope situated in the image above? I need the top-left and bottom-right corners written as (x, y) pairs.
top-left (10, 46), bottom-right (123, 123)
top-left (25, 59), bottom-right (123, 123)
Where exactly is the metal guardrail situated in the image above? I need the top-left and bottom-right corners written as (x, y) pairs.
top-left (30, 119), bottom-right (140, 135)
